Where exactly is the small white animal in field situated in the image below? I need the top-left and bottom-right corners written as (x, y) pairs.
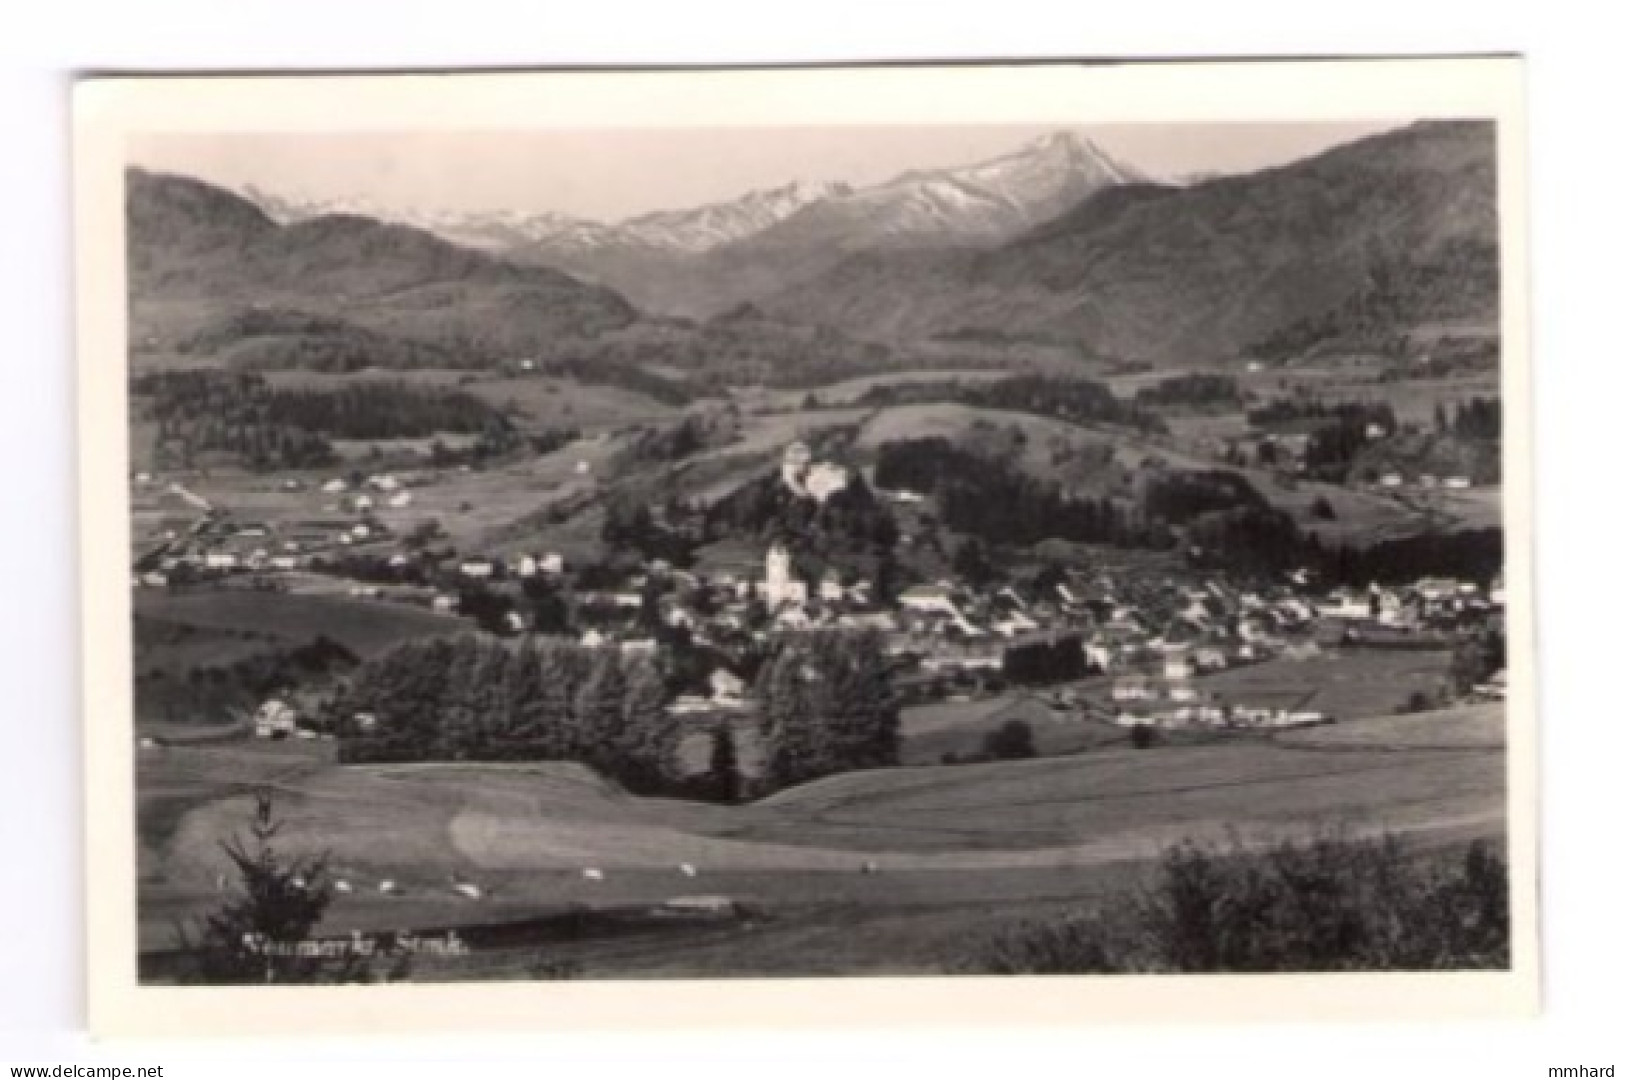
top-left (377, 879), bottom-right (398, 895)
top-left (448, 873), bottom-right (483, 900)
top-left (582, 867), bottom-right (604, 882)
top-left (333, 879), bottom-right (352, 894)
top-left (291, 876), bottom-right (307, 890)
top-left (860, 861), bottom-right (879, 875)
top-left (678, 863), bottom-right (697, 878)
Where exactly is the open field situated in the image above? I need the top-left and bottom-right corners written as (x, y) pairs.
top-left (1187, 648), bottom-right (1455, 718)
top-left (899, 690), bottom-right (1129, 765)
top-left (132, 589), bottom-right (466, 661)
top-left (747, 369), bottom-right (1011, 411)
top-left (138, 700), bottom-right (1504, 975)
top-left (1275, 702), bottom-right (1504, 750)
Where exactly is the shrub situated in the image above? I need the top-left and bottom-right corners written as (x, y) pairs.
top-left (1129, 723), bottom-right (1157, 750)
top-left (982, 719), bottom-right (1037, 760)
top-left (959, 830), bottom-right (1509, 973)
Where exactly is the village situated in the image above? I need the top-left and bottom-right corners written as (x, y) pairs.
top-left (129, 439), bottom-right (1507, 745)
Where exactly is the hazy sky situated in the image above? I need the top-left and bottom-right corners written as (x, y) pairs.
top-left (130, 121), bottom-right (1404, 222)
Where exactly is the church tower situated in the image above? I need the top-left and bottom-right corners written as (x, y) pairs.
top-left (763, 542), bottom-right (805, 610)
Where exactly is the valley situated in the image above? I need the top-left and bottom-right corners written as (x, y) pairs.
top-left (122, 117), bottom-right (1510, 982)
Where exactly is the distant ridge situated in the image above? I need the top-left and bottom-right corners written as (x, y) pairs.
top-left (229, 131), bottom-right (1151, 318)
top-left (127, 167), bottom-right (639, 358)
top-left (759, 121), bottom-right (1500, 366)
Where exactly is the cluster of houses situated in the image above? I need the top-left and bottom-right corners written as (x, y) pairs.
top-left (131, 471), bottom-right (434, 587)
top-left (137, 455), bottom-right (1505, 740)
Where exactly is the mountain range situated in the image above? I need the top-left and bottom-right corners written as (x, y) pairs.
top-left (760, 121), bottom-right (1499, 365)
top-left (235, 131), bottom-right (1149, 317)
top-left (128, 121), bottom-right (1498, 383)
top-left (128, 168), bottom-right (638, 360)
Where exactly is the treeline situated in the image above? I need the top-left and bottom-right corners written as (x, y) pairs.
top-left (602, 497), bottom-right (702, 567)
top-left (1246, 397), bottom-right (1397, 433)
top-left (859, 374), bottom-right (1166, 434)
top-left (544, 309), bottom-right (896, 393)
top-left (523, 355), bottom-right (697, 405)
top-left (1142, 470), bottom-right (1268, 525)
top-left (135, 634), bottom-right (357, 725)
top-left (179, 307), bottom-right (463, 373)
top-left (134, 370), bottom-right (519, 471)
top-left (1133, 373), bottom-right (1243, 408)
top-left (612, 411), bottom-right (739, 472)
top-left (1318, 527), bottom-right (1504, 588)
top-left (753, 631), bottom-right (900, 790)
top-left (874, 438), bottom-right (1168, 549)
top-left (260, 383), bottom-right (513, 442)
top-left (1187, 505), bottom-right (1504, 588)
top-left (331, 633), bottom-right (682, 794)
top-left (1246, 398), bottom-right (1401, 481)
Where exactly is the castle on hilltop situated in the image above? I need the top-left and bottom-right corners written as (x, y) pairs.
top-left (779, 440), bottom-right (849, 503)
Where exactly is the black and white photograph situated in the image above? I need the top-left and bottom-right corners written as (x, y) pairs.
top-left (73, 59), bottom-right (1535, 1029)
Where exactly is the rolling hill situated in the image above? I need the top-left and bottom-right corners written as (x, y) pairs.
top-left (127, 168), bottom-right (639, 360)
top-left (760, 121), bottom-right (1499, 366)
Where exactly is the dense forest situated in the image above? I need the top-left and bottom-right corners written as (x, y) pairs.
top-left (1141, 470), bottom-right (1270, 525)
top-left (331, 633), bottom-right (682, 793)
top-left (1133, 373), bottom-right (1244, 409)
top-left (178, 307), bottom-right (465, 373)
top-left (133, 370), bottom-right (519, 470)
top-left (874, 438), bottom-right (1167, 549)
top-left (135, 633), bottom-right (358, 725)
top-left (752, 631), bottom-right (900, 790)
top-left (330, 629), bottom-right (899, 799)
top-left (1239, 242), bottom-right (1500, 364)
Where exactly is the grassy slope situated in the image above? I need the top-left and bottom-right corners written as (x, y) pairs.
top-left (132, 589), bottom-right (466, 660)
top-left (140, 703), bottom-right (1504, 957)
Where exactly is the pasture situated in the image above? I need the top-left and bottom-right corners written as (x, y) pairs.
top-left (138, 700), bottom-right (1505, 976)
top-left (898, 691), bottom-right (1128, 765)
top-left (132, 589), bottom-right (466, 661)
top-left (1190, 648), bottom-right (1455, 718)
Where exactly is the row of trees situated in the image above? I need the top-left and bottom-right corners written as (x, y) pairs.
top-left (330, 634), bottom-right (682, 794)
top-left (1134, 373), bottom-right (1243, 408)
top-left (753, 631), bottom-right (900, 791)
top-left (134, 370), bottom-right (520, 471)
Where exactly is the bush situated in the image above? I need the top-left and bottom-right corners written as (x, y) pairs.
top-left (959, 830), bottom-right (1509, 973)
top-left (1129, 723), bottom-right (1157, 750)
top-left (982, 720), bottom-right (1037, 760)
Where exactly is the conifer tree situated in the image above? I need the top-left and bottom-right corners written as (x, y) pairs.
top-left (574, 649), bottom-right (629, 773)
top-left (619, 658), bottom-right (677, 790)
